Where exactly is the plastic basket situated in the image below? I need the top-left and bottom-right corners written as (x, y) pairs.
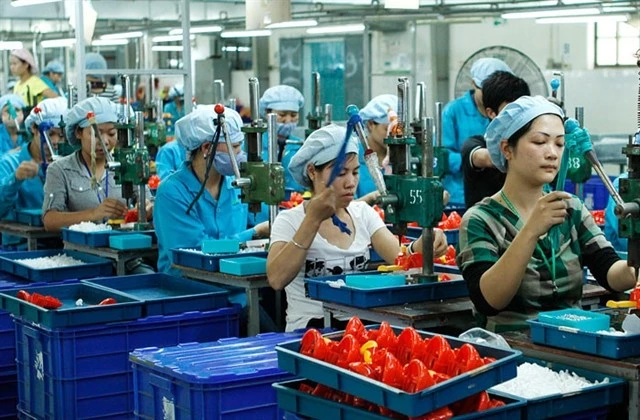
top-left (0, 249), bottom-right (113, 282)
top-left (171, 248), bottom-right (267, 273)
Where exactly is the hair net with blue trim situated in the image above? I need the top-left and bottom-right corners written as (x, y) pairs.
top-left (485, 95), bottom-right (564, 173)
top-left (259, 85), bottom-right (304, 117)
top-left (85, 53), bottom-right (108, 79)
top-left (359, 94), bottom-right (398, 124)
top-left (175, 105), bottom-right (244, 152)
top-left (42, 60), bottom-right (64, 74)
top-left (65, 97), bottom-right (117, 146)
top-left (24, 97), bottom-right (67, 129)
top-left (288, 123), bottom-right (359, 188)
top-left (470, 58), bottom-right (512, 88)
top-left (168, 85), bottom-right (184, 100)
top-left (0, 94), bottom-right (25, 112)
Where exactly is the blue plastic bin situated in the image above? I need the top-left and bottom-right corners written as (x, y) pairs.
top-left (109, 233), bottom-right (152, 250)
top-left (219, 256), bottom-right (267, 276)
top-left (130, 332), bottom-right (306, 420)
top-left (61, 228), bottom-right (125, 248)
top-left (536, 309), bottom-right (610, 332)
top-left (0, 249), bottom-right (113, 282)
top-left (82, 273), bottom-right (230, 316)
top-left (276, 326), bottom-right (521, 417)
top-left (275, 379), bottom-right (526, 420)
top-left (172, 248), bottom-right (267, 272)
top-left (15, 209), bottom-right (43, 227)
top-left (564, 174), bottom-right (615, 210)
top-left (0, 282), bottom-right (144, 328)
top-left (0, 371), bottom-right (18, 420)
top-left (14, 306), bottom-right (240, 419)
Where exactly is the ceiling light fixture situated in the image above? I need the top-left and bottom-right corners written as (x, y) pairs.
top-left (220, 30), bottom-right (272, 38)
top-left (536, 14), bottom-right (629, 24)
top-left (152, 35), bottom-right (195, 43)
top-left (91, 39), bottom-right (129, 46)
top-left (168, 26), bottom-right (223, 35)
top-left (384, 0), bottom-right (419, 10)
top-left (0, 41), bottom-right (23, 50)
top-left (502, 7), bottom-right (600, 20)
top-left (222, 46), bottom-right (251, 52)
top-left (307, 24), bottom-right (366, 34)
top-left (266, 19), bottom-right (318, 29)
top-left (100, 31), bottom-right (144, 40)
top-left (41, 38), bottom-right (76, 48)
top-left (152, 45), bottom-right (184, 52)
top-left (11, 0), bottom-right (61, 7)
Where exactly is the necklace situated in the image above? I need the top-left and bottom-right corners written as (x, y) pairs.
top-left (499, 190), bottom-right (558, 290)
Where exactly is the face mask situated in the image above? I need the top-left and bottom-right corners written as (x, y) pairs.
top-left (277, 122), bottom-right (297, 140)
top-left (214, 150), bottom-right (247, 176)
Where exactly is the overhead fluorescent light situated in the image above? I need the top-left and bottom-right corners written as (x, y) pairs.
top-left (0, 41), bottom-right (23, 50)
top-left (307, 24), bottom-right (365, 34)
top-left (169, 26), bottom-right (223, 35)
top-left (222, 46), bottom-right (251, 52)
top-left (502, 7), bottom-right (600, 20)
top-left (220, 29), bottom-right (271, 38)
top-left (266, 19), bottom-right (318, 29)
top-left (152, 45), bottom-right (183, 52)
top-left (91, 39), bottom-right (129, 46)
top-left (11, 0), bottom-right (61, 6)
top-left (100, 31), bottom-right (143, 40)
top-left (384, 0), bottom-right (419, 10)
top-left (537, 15), bottom-right (629, 24)
top-left (152, 35), bottom-right (195, 43)
top-left (41, 38), bottom-right (75, 48)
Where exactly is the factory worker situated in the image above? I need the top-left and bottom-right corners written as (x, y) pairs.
top-left (0, 94), bottom-right (26, 154)
top-left (41, 60), bottom-right (65, 97)
top-left (163, 85), bottom-right (185, 128)
top-left (0, 97), bottom-right (67, 248)
top-left (154, 140), bottom-right (186, 180)
top-left (153, 106), bottom-right (270, 278)
top-left (267, 124), bottom-right (448, 331)
top-left (10, 48), bottom-right (58, 107)
top-left (442, 57), bottom-right (512, 209)
top-left (456, 95), bottom-right (637, 332)
top-left (85, 53), bottom-right (118, 101)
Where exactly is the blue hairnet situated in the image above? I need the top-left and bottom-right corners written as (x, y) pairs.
top-left (259, 85), bottom-right (304, 116)
top-left (485, 95), bottom-right (564, 173)
top-left (175, 105), bottom-right (244, 152)
top-left (288, 124), bottom-right (359, 188)
top-left (359, 94), bottom-right (398, 124)
top-left (42, 60), bottom-right (64, 74)
top-left (470, 58), bottom-right (512, 88)
top-left (85, 53), bottom-right (107, 79)
top-left (65, 97), bottom-right (117, 145)
top-left (24, 97), bottom-right (67, 129)
top-left (0, 94), bottom-right (25, 112)
top-left (168, 85), bottom-right (184, 100)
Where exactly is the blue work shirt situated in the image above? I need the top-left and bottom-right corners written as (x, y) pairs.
top-left (605, 173), bottom-right (627, 252)
top-left (0, 145), bottom-right (45, 247)
top-left (153, 165), bottom-right (256, 305)
top-left (356, 143), bottom-right (381, 199)
top-left (41, 75), bottom-right (64, 96)
top-left (0, 125), bottom-right (24, 156)
top-left (441, 90), bottom-right (489, 207)
top-left (163, 101), bottom-right (185, 128)
top-left (155, 140), bottom-right (186, 180)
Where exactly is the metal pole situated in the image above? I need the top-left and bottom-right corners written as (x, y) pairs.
top-left (421, 116), bottom-right (435, 277)
top-left (435, 102), bottom-right (443, 147)
top-left (181, 0), bottom-right (192, 114)
top-left (75, 0), bottom-right (86, 102)
top-left (267, 113), bottom-right (278, 226)
top-left (135, 111), bottom-right (147, 223)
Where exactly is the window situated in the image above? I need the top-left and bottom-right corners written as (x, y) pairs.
top-left (595, 21), bottom-right (640, 66)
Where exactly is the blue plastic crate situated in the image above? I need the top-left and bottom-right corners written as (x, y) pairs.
top-left (82, 273), bottom-right (230, 316)
top-left (495, 358), bottom-right (624, 419)
top-left (537, 309), bottom-right (610, 332)
top-left (0, 249), bottom-right (113, 282)
top-left (304, 271), bottom-right (467, 309)
top-left (528, 317), bottom-right (640, 359)
top-left (172, 248), bottom-right (267, 273)
top-left (0, 310), bottom-right (15, 374)
top-left (14, 209), bottom-right (43, 227)
top-left (130, 332), bottom-right (306, 420)
top-left (564, 174), bottom-right (615, 211)
top-left (109, 233), bottom-right (152, 250)
top-left (14, 306), bottom-right (240, 419)
top-left (219, 256), bottom-right (267, 276)
top-left (275, 379), bottom-right (526, 420)
top-left (0, 282), bottom-right (143, 328)
top-left (433, 263), bottom-right (461, 274)
top-left (61, 228), bottom-right (126, 248)
top-left (276, 326), bottom-right (521, 417)
top-left (0, 371), bottom-right (18, 420)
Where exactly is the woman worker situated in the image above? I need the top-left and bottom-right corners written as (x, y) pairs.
top-left (456, 95), bottom-right (637, 332)
top-left (10, 48), bottom-right (58, 107)
top-left (266, 124), bottom-right (449, 331)
top-left (0, 94), bottom-right (26, 154)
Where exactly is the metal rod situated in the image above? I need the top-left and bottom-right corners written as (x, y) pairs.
top-left (267, 113), bottom-right (278, 227)
top-left (135, 111), bottom-right (147, 223)
top-left (575, 107), bottom-right (584, 127)
top-left (397, 77), bottom-right (409, 137)
top-left (312, 72), bottom-right (321, 115)
top-left (415, 82), bottom-right (426, 121)
top-left (121, 75), bottom-right (131, 124)
top-left (155, 99), bottom-right (163, 123)
top-left (181, 0), bottom-right (193, 114)
top-left (435, 102), bottom-right (443, 147)
top-left (324, 104), bottom-right (333, 125)
top-left (214, 79), bottom-right (225, 104)
top-left (74, 0), bottom-right (86, 102)
top-left (67, 84), bottom-right (76, 108)
top-left (421, 115), bottom-right (435, 277)
top-left (249, 77), bottom-right (260, 122)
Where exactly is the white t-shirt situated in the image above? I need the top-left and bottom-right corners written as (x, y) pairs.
top-left (270, 200), bottom-right (386, 331)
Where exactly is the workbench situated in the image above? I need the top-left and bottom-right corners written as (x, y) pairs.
top-left (63, 242), bottom-right (158, 275)
top-left (0, 220), bottom-right (60, 250)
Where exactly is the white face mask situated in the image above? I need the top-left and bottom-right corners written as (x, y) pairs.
top-left (214, 150), bottom-right (247, 176)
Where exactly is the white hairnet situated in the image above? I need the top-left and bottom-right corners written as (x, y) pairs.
top-left (470, 58), bottom-right (512, 88)
top-left (288, 124), bottom-right (359, 188)
top-left (175, 105), bottom-right (244, 152)
top-left (359, 94), bottom-right (397, 124)
top-left (65, 97), bottom-right (117, 145)
top-left (485, 95), bottom-right (564, 173)
top-left (24, 97), bottom-right (67, 129)
top-left (42, 60), bottom-right (64, 74)
top-left (85, 53), bottom-right (107, 79)
top-left (259, 85), bottom-right (304, 116)
top-left (168, 85), bottom-right (184, 100)
top-left (0, 94), bottom-right (25, 112)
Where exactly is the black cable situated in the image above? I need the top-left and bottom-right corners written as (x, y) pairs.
top-left (186, 124), bottom-right (222, 215)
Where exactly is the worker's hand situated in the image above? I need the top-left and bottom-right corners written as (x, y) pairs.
top-left (145, 200), bottom-right (153, 220)
top-left (254, 221), bottom-right (270, 238)
top-left (471, 148), bottom-right (495, 169)
top-left (523, 191), bottom-right (572, 238)
top-left (359, 191), bottom-right (380, 205)
top-left (92, 198), bottom-right (128, 221)
top-left (305, 187), bottom-right (337, 224)
top-left (432, 228), bottom-right (448, 258)
top-left (443, 190), bottom-right (450, 206)
top-left (15, 161), bottom-right (39, 181)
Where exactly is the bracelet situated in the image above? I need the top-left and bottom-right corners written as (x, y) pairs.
top-left (291, 239), bottom-right (310, 251)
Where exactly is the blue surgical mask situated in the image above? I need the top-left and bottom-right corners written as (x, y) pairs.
top-left (277, 122), bottom-right (297, 139)
top-left (214, 150), bottom-right (247, 176)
